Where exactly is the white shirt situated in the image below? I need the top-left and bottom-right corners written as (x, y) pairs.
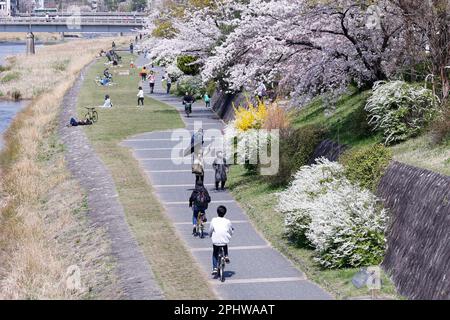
top-left (137, 90), bottom-right (144, 98)
top-left (101, 98), bottom-right (112, 108)
top-left (209, 217), bottom-right (233, 245)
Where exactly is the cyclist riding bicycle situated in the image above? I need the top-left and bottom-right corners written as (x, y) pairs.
top-left (209, 205), bottom-right (233, 276)
top-left (189, 181), bottom-right (211, 237)
top-left (182, 92), bottom-right (195, 110)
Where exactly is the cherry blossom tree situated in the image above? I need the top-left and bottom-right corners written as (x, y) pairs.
top-left (143, 0), bottom-right (444, 104)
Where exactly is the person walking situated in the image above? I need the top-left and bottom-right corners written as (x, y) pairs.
top-left (165, 73), bottom-right (172, 94)
top-left (147, 72), bottom-right (156, 94)
top-left (209, 206), bottom-right (233, 275)
top-left (189, 181), bottom-right (211, 237)
top-left (192, 153), bottom-right (205, 185)
top-left (140, 66), bottom-right (148, 82)
top-left (255, 82), bottom-right (267, 101)
top-left (112, 41), bottom-right (116, 49)
top-left (130, 42), bottom-right (134, 54)
top-left (213, 151), bottom-right (229, 191)
top-left (137, 86), bottom-right (144, 107)
top-left (204, 93), bottom-right (211, 108)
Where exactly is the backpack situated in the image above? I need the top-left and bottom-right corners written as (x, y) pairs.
top-left (194, 189), bottom-right (209, 209)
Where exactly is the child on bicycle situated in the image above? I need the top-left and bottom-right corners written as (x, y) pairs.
top-left (189, 181), bottom-right (211, 237)
top-left (209, 205), bottom-right (233, 276)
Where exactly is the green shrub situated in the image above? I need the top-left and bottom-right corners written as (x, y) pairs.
top-left (205, 80), bottom-right (216, 96)
top-left (177, 55), bottom-right (200, 76)
top-left (270, 125), bottom-right (325, 186)
top-left (340, 144), bottom-right (392, 191)
top-left (0, 71), bottom-right (20, 83)
top-left (0, 65), bottom-right (11, 73)
top-left (175, 75), bottom-right (205, 99)
top-left (365, 81), bottom-right (438, 145)
top-left (151, 20), bottom-right (177, 39)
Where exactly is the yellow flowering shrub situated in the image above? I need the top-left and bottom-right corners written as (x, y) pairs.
top-left (233, 100), bottom-right (268, 131)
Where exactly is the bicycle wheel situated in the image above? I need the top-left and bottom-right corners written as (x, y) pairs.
top-left (91, 111), bottom-right (98, 123)
top-left (200, 224), bottom-right (204, 238)
top-left (219, 248), bottom-right (225, 282)
top-left (220, 258), bottom-right (225, 282)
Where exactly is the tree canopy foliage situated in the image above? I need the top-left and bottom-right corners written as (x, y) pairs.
top-left (142, 0), bottom-right (450, 104)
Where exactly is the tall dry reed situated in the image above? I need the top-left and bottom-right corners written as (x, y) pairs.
top-left (0, 37), bottom-right (129, 299)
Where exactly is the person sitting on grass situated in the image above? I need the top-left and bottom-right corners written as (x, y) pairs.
top-left (69, 117), bottom-right (92, 127)
top-left (104, 68), bottom-right (112, 80)
top-left (100, 95), bottom-right (113, 108)
top-left (100, 77), bottom-right (110, 86)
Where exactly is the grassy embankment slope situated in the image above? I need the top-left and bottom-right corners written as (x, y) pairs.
top-left (228, 87), bottom-right (448, 299)
top-left (0, 38), bottom-right (131, 299)
top-left (76, 53), bottom-right (215, 299)
top-left (291, 88), bottom-right (449, 175)
top-left (228, 87), bottom-right (449, 299)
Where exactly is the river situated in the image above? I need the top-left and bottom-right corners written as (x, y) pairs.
top-left (0, 42), bottom-right (29, 150)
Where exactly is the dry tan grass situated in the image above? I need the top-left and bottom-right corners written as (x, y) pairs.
top-left (0, 39), bottom-right (118, 100)
top-left (0, 32), bottom-right (62, 42)
top-left (263, 102), bottom-right (292, 130)
top-left (0, 37), bottom-right (130, 299)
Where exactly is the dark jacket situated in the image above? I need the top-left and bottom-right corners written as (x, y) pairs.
top-left (189, 186), bottom-right (211, 209)
top-left (183, 94), bottom-right (195, 104)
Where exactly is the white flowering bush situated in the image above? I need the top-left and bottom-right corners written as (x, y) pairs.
top-left (175, 75), bottom-right (205, 98)
top-left (165, 62), bottom-right (184, 80)
top-left (277, 158), bottom-right (388, 269)
top-left (365, 81), bottom-right (438, 145)
top-left (224, 124), bottom-right (275, 168)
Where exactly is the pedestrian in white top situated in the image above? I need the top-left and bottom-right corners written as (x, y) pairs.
top-left (147, 72), bottom-right (156, 94)
top-left (137, 86), bottom-right (144, 107)
top-left (209, 205), bottom-right (233, 275)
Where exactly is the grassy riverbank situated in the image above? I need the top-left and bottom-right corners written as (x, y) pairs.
top-left (0, 32), bottom-right (64, 42)
top-left (0, 38), bottom-right (130, 299)
top-left (76, 54), bottom-right (215, 299)
top-left (0, 39), bottom-right (105, 100)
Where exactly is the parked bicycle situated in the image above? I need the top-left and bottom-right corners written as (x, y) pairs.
top-left (84, 107), bottom-right (98, 123)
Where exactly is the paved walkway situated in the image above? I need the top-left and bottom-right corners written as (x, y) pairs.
top-left (122, 56), bottom-right (332, 300)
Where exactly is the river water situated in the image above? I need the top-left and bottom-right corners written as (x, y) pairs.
top-left (0, 42), bottom-right (29, 150)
